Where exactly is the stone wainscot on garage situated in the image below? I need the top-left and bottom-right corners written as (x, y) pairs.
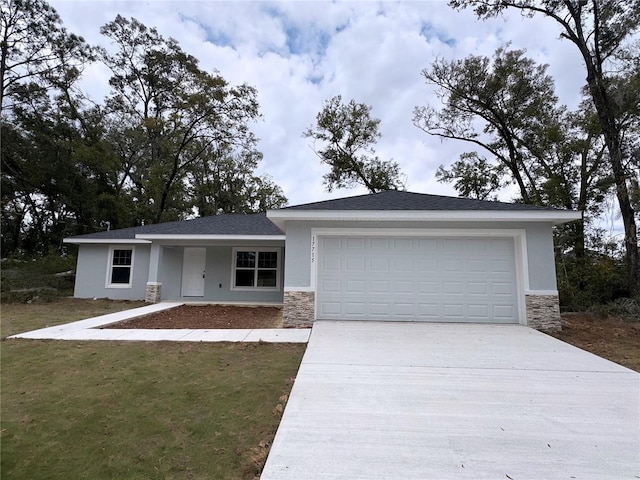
top-left (64, 191), bottom-right (581, 331)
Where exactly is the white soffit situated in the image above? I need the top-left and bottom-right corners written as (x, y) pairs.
top-left (266, 209), bottom-right (582, 227)
top-left (134, 234), bottom-right (286, 241)
top-left (63, 238), bottom-right (151, 245)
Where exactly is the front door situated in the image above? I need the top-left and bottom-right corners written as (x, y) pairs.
top-left (181, 247), bottom-right (206, 297)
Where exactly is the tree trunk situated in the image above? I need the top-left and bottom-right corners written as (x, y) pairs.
top-left (570, 0), bottom-right (640, 294)
top-left (585, 73), bottom-right (639, 294)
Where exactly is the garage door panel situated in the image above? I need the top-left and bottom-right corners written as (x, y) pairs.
top-left (443, 304), bottom-right (464, 317)
top-left (493, 282), bottom-right (513, 295)
top-left (468, 282), bottom-right (488, 295)
top-left (441, 238), bottom-right (462, 251)
top-left (466, 238), bottom-right (489, 250)
top-left (468, 304), bottom-right (489, 318)
top-left (317, 235), bottom-right (519, 323)
top-left (392, 257), bottom-right (414, 272)
top-left (394, 303), bottom-right (414, 316)
top-left (417, 258), bottom-right (438, 272)
top-left (443, 258), bottom-right (465, 272)
top-left (346, 257), bottom-right (365, 271)
top-left (416, 238), bottom-right (438, 249)
top-left (370, 280), bottom-right (390, 293)
top-left (370, 257), bottom-right (390, 271)
top-left (370, 302), bottom-right (391, 315)
top-left (320, 302), bottom-right (341, 315)
top-left (370, 237), bottom-right (390, 249)
top-left (393, 281), bottom-right (414, 293)
top-left (322, 256), bottom-right (342, 271)
top-left (490, 238), bottom-right (513, 250)
top-left (468, 259), bottom-right (488, 272)
top-left (345, 302), bottom-right (366, 315)
top-left (443, 281), bottom-right (464, 294)
top-left (493, 305), bottom-right (515, 319)
top-left (417, 281), bottom-right (438, 294)
top-left (492, 259), bottom-right (514, 273)
top-left (321, 279), bottom-right (341, 293)
top-left (393, 238), bottom-right (413, 250)
top-left (345, 237), bottom-right (365, 249)
top-left (346, 280), bottom-right (366, 293)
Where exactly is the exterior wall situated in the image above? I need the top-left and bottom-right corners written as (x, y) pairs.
top-left (282, 220), bottom-right (560, 328)
top-left (284, 220), bottom-right (559, 291)
top-left (158, 246), bottom-right (182, 299)
top-left (523, 223), bottom-right (558, 291)
top-left (75, 242), bottom-right (285, 304)
top-left (283, 223), bottom-right (312, 289)
top-left (526, 294), bottom-right (561, 331)
top-left (158, 243), bottom-right (284, 304)
top-left (74, 244), bottom-right (150, 300)
top-left (283, 291), bottom-right (315, 327)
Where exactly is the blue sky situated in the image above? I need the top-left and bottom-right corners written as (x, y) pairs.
top-left (50, 0), bottom-right (607, 213)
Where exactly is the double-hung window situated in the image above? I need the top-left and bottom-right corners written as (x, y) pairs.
top-left (106, 246), bottom-right (134, 288)
top-left (232, 249), bottom-right (280, 289)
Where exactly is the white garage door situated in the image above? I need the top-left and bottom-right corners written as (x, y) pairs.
top-left (316, 236), bottom-right (519, 323)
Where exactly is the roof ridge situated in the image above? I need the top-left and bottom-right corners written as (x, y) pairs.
top-left (279, 190), bottom-right (561, 212)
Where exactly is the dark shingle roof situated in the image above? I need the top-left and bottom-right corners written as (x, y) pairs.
top-left (69, 213), bottom-right (283, 240)
top-left (282, 190), bottom-right (559, 211)
top-left (68, 191), bottom-right (575, 241)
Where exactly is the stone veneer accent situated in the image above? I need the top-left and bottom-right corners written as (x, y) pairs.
top-left (283, 291), bottom-right (315, 328)
top-left (145, 282), bottom-right (162, 303)
top-left (526, 294), bottom-right (561, 331)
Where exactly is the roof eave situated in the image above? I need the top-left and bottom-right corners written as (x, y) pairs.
top-left (64, 234), bottom-right (286, 244)
top-left (63, 238), bottom-right (151, 245)
top-left (135, 234), bottom-right (286, 241)
top-left (266, 209), bottom-right (583, 227)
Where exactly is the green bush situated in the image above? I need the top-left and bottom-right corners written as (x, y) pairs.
top-left (556, 253), bottom-right (628, 311)
top-left (591, 296), bottom-right (640, 319)
top-left (0, 254), bottom-right (76, 303)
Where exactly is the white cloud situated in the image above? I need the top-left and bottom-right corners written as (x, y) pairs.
top-left (50, 0), bottom-right (599, 206)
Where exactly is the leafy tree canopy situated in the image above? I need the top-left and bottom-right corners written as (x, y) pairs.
top-left (304, 95), bottom-right (405, 193)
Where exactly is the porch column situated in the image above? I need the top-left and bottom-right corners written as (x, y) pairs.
top-left (145, 243), bottom-right (162, 303)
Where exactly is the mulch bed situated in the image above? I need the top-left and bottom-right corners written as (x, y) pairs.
top-left (103, 305), bottom-right (283, 329)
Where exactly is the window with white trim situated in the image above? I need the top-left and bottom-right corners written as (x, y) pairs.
top-left (106, 247), bottom-right (134, 288)
top-left (232, 248), bottom-right (280, 289)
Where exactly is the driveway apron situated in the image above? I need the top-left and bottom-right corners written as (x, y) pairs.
top-left (261, 321), bottom-right (640, 480)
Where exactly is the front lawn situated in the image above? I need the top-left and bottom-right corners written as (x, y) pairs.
top-left (3, 299), bottom-right (638, 479)
top-left (1, 300), bottom-right (305, 480)
top-left (1, 298), bottom-right (146, 339)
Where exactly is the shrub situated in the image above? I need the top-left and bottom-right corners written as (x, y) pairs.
top-left (591, 296), bottom-right (640, 319)
top-left (0, 254), bottom-right (76, 303)
top-left (556, 253), bottom-right (628, 311)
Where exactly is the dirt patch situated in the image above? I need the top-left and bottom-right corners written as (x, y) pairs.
top-left (550, 313), bottom-right (640, 372)
top-left (103, 305), bottom-right (283, 330)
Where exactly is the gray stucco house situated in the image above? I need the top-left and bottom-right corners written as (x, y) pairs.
top-left (64, 190), bottom-right (581, 330)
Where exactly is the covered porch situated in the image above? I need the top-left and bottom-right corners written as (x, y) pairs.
top-left (144, 239), bottom-right (285, 304)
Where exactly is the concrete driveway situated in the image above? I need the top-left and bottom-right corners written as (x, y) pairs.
top-left (261, 321), bottom-right (639, 480)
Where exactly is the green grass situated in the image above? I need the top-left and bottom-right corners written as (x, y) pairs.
top-left (1, 301), bottom-right (306, 479)
top-left (1, 298), bottom-right (146, 338)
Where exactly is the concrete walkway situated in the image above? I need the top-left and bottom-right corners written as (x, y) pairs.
top-left (262, 321), bottom-right (640, 480)
top-left (8, 302), bottom-right (310, 343)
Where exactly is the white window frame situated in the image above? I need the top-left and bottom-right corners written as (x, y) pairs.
top-left (105, 245), bottom-right (135, 288)
top-left (231, 247), bottom-right (281, 291)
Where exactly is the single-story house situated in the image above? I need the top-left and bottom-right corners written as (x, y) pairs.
top-left (64, 190), bottom-right (581, 330)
